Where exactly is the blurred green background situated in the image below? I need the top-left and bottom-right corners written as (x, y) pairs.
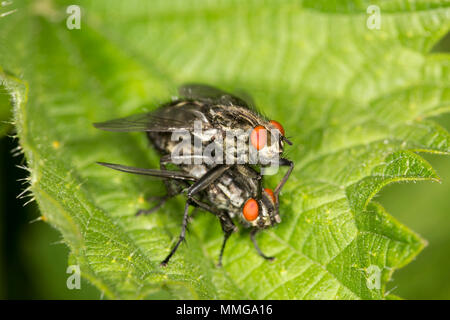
top-left (0, 15), bottom-right (449, 302)
top-left (380, 114), bottom-right (450, 300)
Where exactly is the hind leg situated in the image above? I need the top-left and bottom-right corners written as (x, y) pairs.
top-left (250, 228), bottom-right (275, 261)
top-left (188, 197), bottom-right (237, 267)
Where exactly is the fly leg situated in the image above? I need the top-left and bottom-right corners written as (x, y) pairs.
top-left (217, 218), bottom-right (237, 267)
top-left (161, 164), bottom-right (232, 266)
top-left (250, 228), bottom-right (275, 261)
top-left (189, 197), bottom-right (237, 267)
top-left (160, 201), bottom-right (191, 267)
top-left (186, 164), bottom-right (232, 197)
top-left (273, 158), bottom-right (294, 204)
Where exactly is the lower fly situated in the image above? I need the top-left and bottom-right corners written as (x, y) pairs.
top-left (97, 162), bottom-right (281, 266)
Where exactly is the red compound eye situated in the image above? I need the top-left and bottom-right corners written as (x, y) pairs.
top-left (264, 188), bottom-right (276, 203)
top-left (269, 120), bottom-right (285, 136)
top-left (250, 125), bottom-right (267, 150)
top-left (243, 198), bottom-right (259, 221)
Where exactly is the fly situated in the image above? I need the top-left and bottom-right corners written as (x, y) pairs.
top-left (94, 84), bottom-right (294, 205)
top-left (94, 84), bottom-right (294, 266)
top-left (97, 162), bottom-right (280, 266)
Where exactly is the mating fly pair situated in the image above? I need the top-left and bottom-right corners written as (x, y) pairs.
top-left (94, 84), bottom-right (294, 266)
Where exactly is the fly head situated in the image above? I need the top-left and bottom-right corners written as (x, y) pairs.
top-left (241, 188), bottom-right (281, 230)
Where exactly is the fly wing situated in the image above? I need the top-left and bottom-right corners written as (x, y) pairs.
top-left (93, 103), bottom-right (209, 132)
top-left (179, 83), bottom-right (255, 109)
top-left (97, 162), bottom-right (197, 181)
top-left (179, 83), bottom-right (228, 100)
top-left (93, 113), bottom-right (187, 132)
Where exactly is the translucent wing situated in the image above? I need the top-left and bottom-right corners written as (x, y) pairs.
top-left (94, 113), bottom-right (183, 132)
top-left (97, 162), bottom-right (196, 181)
top-left (93, 103), bottom-right (209, 132)
top-left (179, 83), bottom-right (229, 100)
top-left (233, 88), bottom-right (257, 110)
top-left (179, 83), bottom-right (255, 109)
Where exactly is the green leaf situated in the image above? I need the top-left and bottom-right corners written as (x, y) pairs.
top-left (0, 75), bottom-right (13, 137)
top-left (1, 0), bottom-right (449, 299)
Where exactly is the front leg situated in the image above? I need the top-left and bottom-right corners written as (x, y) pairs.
top-left (273, 158), bottom-right (294, 203)
top-left (187, 164), bottom-right (232, 197)
top-left (250, 228), bottom-right (275, 261)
